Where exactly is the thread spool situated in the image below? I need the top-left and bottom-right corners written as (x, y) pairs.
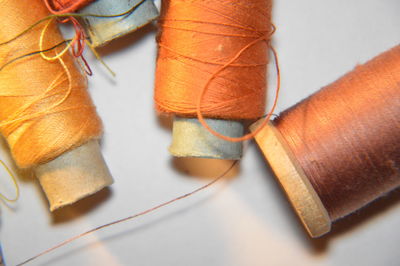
top-left (79, 0), bottom-right (159, 47)
top-left (251, 45), bottom-right (400, 237)
top-left (0, 0), bottom-right (113, 211)
top-left (155, 0), bottom-right (272, 160)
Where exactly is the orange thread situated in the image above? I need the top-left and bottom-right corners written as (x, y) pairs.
top-left (44, 0), bottom-right (93, 13)
top-left (0, 0), bottom-right (102, 168)
top-left (17, 161), bottom-right (238, 265)
top-left (155, 0), bottom-right (278, 141)
top-left (43, 0), bottom-right (91, 73)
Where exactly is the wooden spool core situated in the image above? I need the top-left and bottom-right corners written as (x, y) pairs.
top-left (80, 0), bottom-right (159, 47)
top-left (35, 140), bottom-right (113, 211)
top-left (250, 120), bottom-right (331, 237)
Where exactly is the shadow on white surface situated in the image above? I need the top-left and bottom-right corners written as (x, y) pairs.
top-left (96, 23), bottom-right (158, 57)
top-left (252, 145), bottom-right (400, 255)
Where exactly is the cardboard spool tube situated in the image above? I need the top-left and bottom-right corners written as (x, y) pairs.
top-left (35, 140), bottom-right (113, 211)
top-left (169, 117), bottom-right (244, 160)
top-left (80, 0), bottom-right (159, 47)
top-left (250, 120), bottom-right (331, 237)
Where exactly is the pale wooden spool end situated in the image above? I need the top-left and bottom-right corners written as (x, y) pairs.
top-left (35, 140), bottom-right (113, 211)
top-left (250, 120), bottom-right (331, 237)
top-left (170, 117), bottom-right (243, 160)
top-left (80, 0), bottom-right (159, 47)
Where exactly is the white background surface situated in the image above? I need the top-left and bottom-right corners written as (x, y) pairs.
top-left (1, 0), bottom-right (400, 265)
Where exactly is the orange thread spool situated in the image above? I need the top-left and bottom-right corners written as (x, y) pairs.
top-left (252, 45), bottom-right (400, 237)
top-left (155, 0), bottom-right (274, 159)
top-left (0, 0), bottom-right (112, 210)
top-left (155, 0), bottom-right (272, 119)
top-left (0, 0), bottom-right (101, 168)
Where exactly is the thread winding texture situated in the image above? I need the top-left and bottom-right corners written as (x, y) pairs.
top-left (274, 46), bottom-right (400, 220)
top-left (44, 0), bottom-right (94, 13)
top-left (154, 0), bottom-right (272, 120)
top-left (0, 0), bottom-right (102, 168)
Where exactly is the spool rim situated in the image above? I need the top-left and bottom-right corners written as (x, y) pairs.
top-left (251, 121), bottom-right (331, 237)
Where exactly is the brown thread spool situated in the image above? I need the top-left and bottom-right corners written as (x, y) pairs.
top-left (251, 45), bottom-right (400, 237)
top-left (0, 0), bottom-right (113, 211)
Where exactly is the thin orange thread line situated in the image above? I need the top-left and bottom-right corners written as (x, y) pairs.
top-left (191, 2), bottom-right (258, 32)
top-left (159, 25), bottom-right (263, 38)
top-left (155, 1), bottom-right (275, 139)
top-left (196, 41), bottom-right (280, 142)
top-left (43, 0), bottom-right (87, 14)
top-left (156, 92), bottom-right (262, 115)
top-left (158, 44), bottom-right (267, 67)
top-left (159, 19), bottom-right (270, 33)
top-left (16, 161), bottom-right (237, 266)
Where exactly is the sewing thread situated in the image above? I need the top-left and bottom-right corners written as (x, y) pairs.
top-left (274, 45), bottom-right (400, 220)
top-left (155, 0), bottom-right (278, 141)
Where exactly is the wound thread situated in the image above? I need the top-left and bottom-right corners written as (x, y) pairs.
top-left (274, 45), bottom-right (400, 220)
top-left (0, 0), bottom-right (102, 168)
top-left (154, 0), bottom-right (272, 121)
top-left (43, 0), bottom-right (94, 13)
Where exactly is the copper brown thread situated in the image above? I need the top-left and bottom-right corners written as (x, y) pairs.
top-left (274, 45), bottom-right (400, 220)
top-left (16, 161), bottom-right (237, 266)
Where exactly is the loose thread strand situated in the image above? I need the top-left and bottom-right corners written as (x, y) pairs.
top-left (17, 161), bottom-right (237, 266)
top-left (196, 44), bottom-right (280, 142)
top-left (0, 0), bottom-right (146, 47)
top-left (0, 0), bottom-right (144, 77)
top-left (39, 19), bottom-right (75, 61)
top-left (0, 160), bottom-right (19, 203)
top-left (155, 0), bottom-right (275, 136)
top-left (43, 0), bottom-right (93, 14)
top-left (0, 40), bottom-right (70, 72)
top-left (85, 40), bottom-right (116, 77)
top-left (0, 38), bottom-right (115, 77)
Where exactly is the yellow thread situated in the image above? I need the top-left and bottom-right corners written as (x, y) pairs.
top-left (39, 19), bottom-right (75, 61)
top-left (0, 0), bottom-right (146, 47)
top-left (0, 160), bottom-right (19, 203)
top-left (1, 18), bottom-right (117, 78)
top-left (0, 56), bottom-right (72, 130)
top-left (86, 40), bottom-right (116, 77)
top-left (0, 40), bottom-right (70, 72)
top-left (40, 19), bottom-right (115, 77)
top-left (38, 19), bottom-right (74, 117)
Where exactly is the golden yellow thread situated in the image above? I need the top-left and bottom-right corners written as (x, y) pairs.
top-left (0, 0), bottom-right (146, 47)
top-left (0, 160), bottom-right (19, 203)
top-left (1, 18), bottom-right (116, 77)
top-left (0, 56), bottom-right (72, 129)
top-left (39, 19), bottom-right (75, 61)
top-left (85, 40), bottom-right (116, 77)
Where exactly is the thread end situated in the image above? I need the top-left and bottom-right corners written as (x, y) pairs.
top-left (81, 0), bottom-right (159, 47)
